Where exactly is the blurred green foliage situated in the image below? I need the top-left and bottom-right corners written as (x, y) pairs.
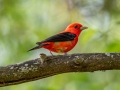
top-left (0, 0), bottom-right (120, 90)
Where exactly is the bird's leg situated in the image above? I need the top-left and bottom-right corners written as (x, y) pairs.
top-left (61, 49), bottom-right (67, 55)
top-left (64, 52), bottom-right (67, 55)
top-left (50, 51), bottom-right (54, 56)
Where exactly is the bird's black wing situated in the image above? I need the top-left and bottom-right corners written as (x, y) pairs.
top-left (36, 32), bottom-right (76, 45)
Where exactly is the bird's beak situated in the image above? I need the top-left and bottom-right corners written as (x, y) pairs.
top-left (80, 26), bottom-right (88, 30)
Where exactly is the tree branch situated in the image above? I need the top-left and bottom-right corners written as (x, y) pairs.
top-left (0, 53), bottom-right (120, 87)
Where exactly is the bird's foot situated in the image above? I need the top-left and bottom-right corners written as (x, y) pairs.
top-left (50, 51), bottom-right (54, 56)
top-left (64, 52), bottom-right (67, 55)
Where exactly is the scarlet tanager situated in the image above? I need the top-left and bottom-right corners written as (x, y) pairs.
top-left (28, 23), bottom-right (87, 55)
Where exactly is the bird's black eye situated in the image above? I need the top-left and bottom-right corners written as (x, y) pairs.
top-left (74, 25), bottom-right (78, 28)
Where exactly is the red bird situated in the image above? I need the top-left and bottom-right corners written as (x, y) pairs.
top-left (28, 23), bottom-right (87, 55)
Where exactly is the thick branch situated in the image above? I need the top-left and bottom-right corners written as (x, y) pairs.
top-left (0, 53), bottom-right (120, 87)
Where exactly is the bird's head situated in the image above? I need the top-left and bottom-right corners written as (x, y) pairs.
top-left (65, 22), bottom-right (88, 36)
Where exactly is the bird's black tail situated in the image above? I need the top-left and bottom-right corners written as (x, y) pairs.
top-left (28, 46), bottom-right (40, 52)
top-left (28, 43), bottom-right (49, 52)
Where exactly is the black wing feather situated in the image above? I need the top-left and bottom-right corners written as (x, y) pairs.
top-left (36, 32), bottom-right (76, 45)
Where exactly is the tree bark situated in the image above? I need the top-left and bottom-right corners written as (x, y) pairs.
top-left (0, 53), bottom-right (120, 87)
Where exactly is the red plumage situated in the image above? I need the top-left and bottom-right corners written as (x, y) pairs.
top-left (28, 23), bottom-right (87, 54)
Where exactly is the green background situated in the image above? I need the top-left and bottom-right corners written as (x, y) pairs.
top-left (0, 0), bottom-right (120, 90)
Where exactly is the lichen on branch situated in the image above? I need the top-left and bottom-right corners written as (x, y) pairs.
top-left (0, 53), bottom-right (120, 87)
